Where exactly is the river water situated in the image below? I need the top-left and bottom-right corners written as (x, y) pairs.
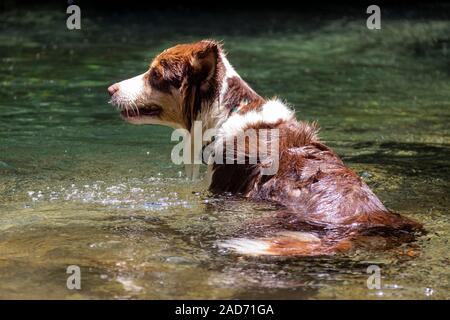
top-left (0, 7), bottom-right (449, 299)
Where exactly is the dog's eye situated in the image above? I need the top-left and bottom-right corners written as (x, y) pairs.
top-left (150, 70), bottom-right (161, 83)
top-left (170, 78), bottom-right (182, 88)
top-left (149, 68), bottom-right (171, 92)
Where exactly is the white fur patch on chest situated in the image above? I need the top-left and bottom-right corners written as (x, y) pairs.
top-left (217, 99), bottom-right (294, 140)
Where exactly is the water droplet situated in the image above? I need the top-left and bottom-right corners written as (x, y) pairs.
top-left (424, 287), bottom-right (434, 296)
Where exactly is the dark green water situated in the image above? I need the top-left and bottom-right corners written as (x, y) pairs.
top-left (0, 8), bottom-right (449, 299)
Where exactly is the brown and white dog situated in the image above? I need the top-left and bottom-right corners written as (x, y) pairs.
top-left (108, 40), bottom-right (423, 256)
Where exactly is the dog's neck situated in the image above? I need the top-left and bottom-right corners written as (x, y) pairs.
top-left (188, 53), bottom-right (293, 181)
top-left (199, 53), bottom-right (264, 132)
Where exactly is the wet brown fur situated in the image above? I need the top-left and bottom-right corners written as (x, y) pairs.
top-left (222, 76), bottom-right (264, 112)
top-left (210, 117), bottom-right (423, 255)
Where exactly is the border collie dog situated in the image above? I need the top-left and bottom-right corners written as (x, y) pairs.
top-left (108, 40), bottom-right (422, 256)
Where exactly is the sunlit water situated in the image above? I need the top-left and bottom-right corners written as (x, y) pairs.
top-left (0, 8), bottom-right (449, 299)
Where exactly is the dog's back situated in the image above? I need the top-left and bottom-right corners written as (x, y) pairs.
top-left (213, 118), bottom-right (423, 256)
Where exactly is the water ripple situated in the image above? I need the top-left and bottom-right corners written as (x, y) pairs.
top-left (25, 177), bottom-right (193, 211)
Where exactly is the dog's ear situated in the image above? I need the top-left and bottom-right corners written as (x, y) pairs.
top-left (189, 40), bottom-right (221, 95)
top-left (181, 40), bottom-right (222, 129)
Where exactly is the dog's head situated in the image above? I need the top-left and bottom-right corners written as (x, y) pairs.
top-left (108, 40), bottom-right (224, 129)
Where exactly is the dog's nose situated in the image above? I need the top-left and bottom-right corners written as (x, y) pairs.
top-left (107, 83), bottom-right (119, 96)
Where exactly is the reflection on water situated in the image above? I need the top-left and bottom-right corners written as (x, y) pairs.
top-left (0, 7), bottom-right (449, 299)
